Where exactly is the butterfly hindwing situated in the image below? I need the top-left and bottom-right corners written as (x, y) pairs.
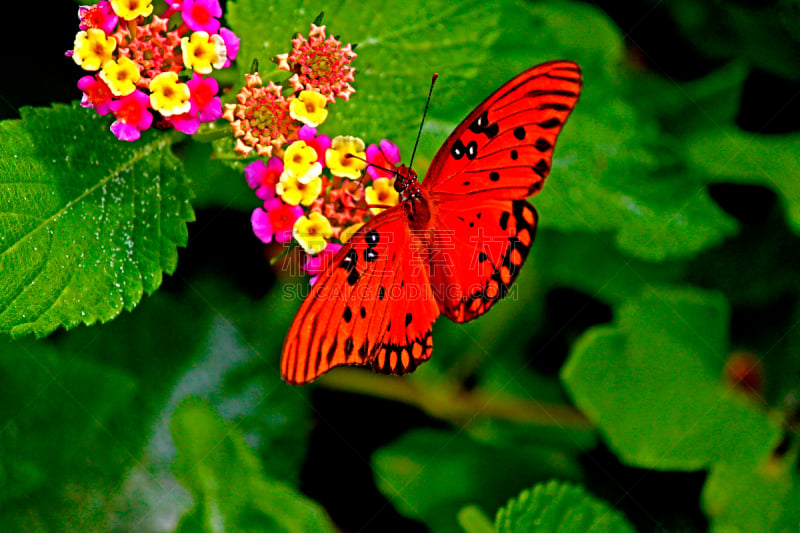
top-left (424, 60), bottom-right (581, 199)
top-left (429, 198), bottom-right (538, 322)
top-left (281, 207), bottom-right (440, 384)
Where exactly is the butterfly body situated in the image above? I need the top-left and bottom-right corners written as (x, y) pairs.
top-left (282, 61), bottom-right (582, 384)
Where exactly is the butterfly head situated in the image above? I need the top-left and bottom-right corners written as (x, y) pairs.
top-left (393, 165), bottom-right (419, 194)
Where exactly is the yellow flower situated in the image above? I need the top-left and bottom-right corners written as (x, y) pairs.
top-left (289, 90), bottom-right (329, 127)
top-left (293, 212), bottom-right (333, 254)
top-left (72, 29), bottom-right (116, 71)
top-left (149, 72), bottom-right (191, 116)
top-left (340, 222), bottom-right (364, 243)
top-left (99, 56), bottom-right (141, 96)
top-left (325, 135), bottom-right (366, 179)
top-left (110, 0), bottom-right (154, 20)
top-left (365, 178), bottom-right (400, 214)
top-left (277, 171), bottom-right (322, 206)
top-left (283, 141), bottom-right (322, 184)
top-left (182, 31), bottom-right (227, 75)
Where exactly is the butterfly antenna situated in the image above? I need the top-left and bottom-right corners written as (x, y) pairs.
top-left (408, 72), bottom-right (439, 169)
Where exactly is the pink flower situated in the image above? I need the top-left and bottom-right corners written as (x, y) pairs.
top-left (187, 73), bottom-right (222, 122)
top-left (77, 75), bottom-right (114, 116)
top-left (245, 157), bottom-right (283, 200)
top-left (109, 90), bottom-right (153, 141)
top-left (297, 126), bottom-right (331, 164)
top-left (166, 113), bottom-right (200, 135)
top-left (165, 74), bottom-right (221, 135)
top-left (304, 243), bottom-right (342, 285)
top-left (78, 1), bottom-right (118, 34)
top-left (181, 0), bottom-right (222, 33)
top-left (220, 27), bottom-right (240, 67)
top-left (366, 140), bottom-right (401, 180)
top-left (251, 198), bottom-right (303, 244)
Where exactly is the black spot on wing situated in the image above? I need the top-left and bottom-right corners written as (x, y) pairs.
top-left (532, 159), bottom-right (550, 179)
top-left (537, 118), bottom-right (562, 129)
top-left (468, 110), bottom-right (499, 139)
top-left (451, 139), bottom-right (466, 160)
top-left (466, 140), bottom-right (478, 160)
top-left (365, 230), bottom-right (380, 247)
top-left (499, 211), bottom-right (510, 230)
top-left (534, 138), bottom-right (552, 152)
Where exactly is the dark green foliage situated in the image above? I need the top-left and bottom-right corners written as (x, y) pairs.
top-left (2, 0), bottom-right (800, 531)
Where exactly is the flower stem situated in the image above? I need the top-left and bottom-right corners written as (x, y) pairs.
top-left (192, 123), bottom-right (233, 143)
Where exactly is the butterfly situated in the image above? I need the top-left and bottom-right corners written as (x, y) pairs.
top-left (282, 60), bottom-right (582, 384)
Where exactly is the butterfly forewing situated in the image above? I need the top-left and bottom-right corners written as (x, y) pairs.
top-left (281, 207), bottom-right (439, 384)
top-left (423, 60), bottom-right (581, 198)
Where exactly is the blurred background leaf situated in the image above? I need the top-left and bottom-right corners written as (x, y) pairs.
top-left (562, 286), bottom-right (781, 471)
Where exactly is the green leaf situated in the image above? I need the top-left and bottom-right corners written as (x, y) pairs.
top-left (494, 480), bottom-right (637, 533)
top-left (171, 396), bottom-right (336, 533)
top-left (106, 280), bottom-right (313, 530)
top-left (702, 449), bottom-right (800, 533)
top-left (561, 285), bottom-right (781, 470)
top-left (537, 106), bottom-right (738, 261)
top-left (227, 0), bottom-right (500, 155)
top-left (0, 103), bottom-right (193, 337)
top-left (685, 127), bottom-right (800, 234)
top-left (0, 337), bottom-right (137, 531)
top-left (373, 428), bottom-right (583, 533)
top-left (534, 230), bottom-right (687, 307)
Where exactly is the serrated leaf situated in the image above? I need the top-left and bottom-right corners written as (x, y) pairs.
top-left (171, 397), bottom-right (336, 533)
top-left (561, 286), bottom-right (781, 470)
top-left (0, 103), bottom-right (193, 337)
top-left (494, 480), bottom-right (637, 533)
top-left (227, 0), bottom-right (500, 156)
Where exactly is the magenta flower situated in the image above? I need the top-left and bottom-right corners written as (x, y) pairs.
top-left (109, 90), bottom-right (153, 141)
top-left (165, 74), bottom-right (222, 135)
top-left (187, 73), bottom-right (222, 122)
top-left (245, 158), bottom-right (282, 200)
top-left (181, 0), bottom-right (222, 33)
top-left (219, 27), bottom-right (240, 67)
top-left (251, 198), bottom-right (303, 244)
top-left (166, 113), bottom-right (200, 135)
top-left (78, 75), bottom-right (114, 115)
top-left (366, 140), bottom-right (401, 180)
top-left (304, 243), bottom-right (342, 285)
top-left (78, 1), bottom-right (118, 34)
top-left (297, 126), bottom-right (331, 164)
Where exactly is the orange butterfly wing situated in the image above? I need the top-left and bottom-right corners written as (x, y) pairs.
top-left (424, 60), bottom-right (581, 321)
top-left (424, 60), bottom-right (582, 199)
top-left (281, 61), bottom-right (582, 383)
top-left (281, 206), bottom-right (439, 385)
top-left (427, 199), bottom-right (538, 322)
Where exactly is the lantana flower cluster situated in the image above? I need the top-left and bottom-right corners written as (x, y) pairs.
top-left (235, 24), bottom-right (400, 283)
top-left (68, 0), bottom-right (240, 141)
